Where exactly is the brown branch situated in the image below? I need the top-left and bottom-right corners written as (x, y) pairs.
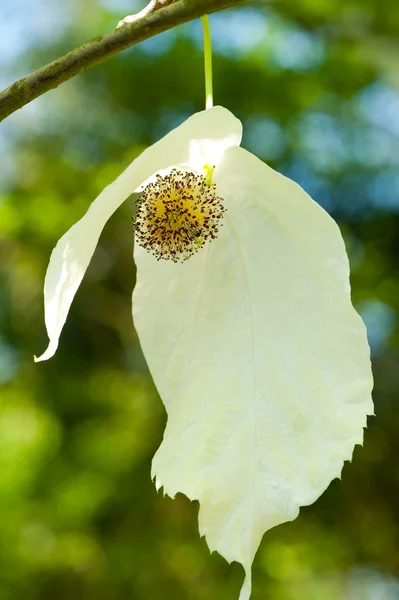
top-left (0, 0), bottom-right (247, 123)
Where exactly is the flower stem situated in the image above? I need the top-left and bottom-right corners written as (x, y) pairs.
top-left (201, 15), bottom-right (213, 109)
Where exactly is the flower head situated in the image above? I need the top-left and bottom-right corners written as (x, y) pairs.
top-left (35, 106), bottom-right (373, 600)
top-left (134, 168), bottom-right (225, 262)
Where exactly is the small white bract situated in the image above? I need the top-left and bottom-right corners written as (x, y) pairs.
top-left (35, 106), bottom-right (374, 600)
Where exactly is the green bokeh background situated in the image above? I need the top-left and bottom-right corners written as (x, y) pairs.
top-left (1, 1), bottom-right (399, 598)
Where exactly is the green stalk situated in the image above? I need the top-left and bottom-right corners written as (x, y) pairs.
top-left (201, 15), bottom-right (213, 109)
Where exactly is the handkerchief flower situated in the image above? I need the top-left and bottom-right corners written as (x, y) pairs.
top-left (35, 106), bottom-right (373, 600)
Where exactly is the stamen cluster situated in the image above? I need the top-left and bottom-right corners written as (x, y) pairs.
top-left (134, 169), bottom-right (226, 262)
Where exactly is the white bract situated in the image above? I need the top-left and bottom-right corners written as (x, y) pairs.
top-left (35, 106), bottom-right (373, 600)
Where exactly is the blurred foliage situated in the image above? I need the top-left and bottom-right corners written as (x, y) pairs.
top-left (1, 0), bottom-right (399, 598)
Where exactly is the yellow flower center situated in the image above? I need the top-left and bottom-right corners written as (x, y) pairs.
top-left (134, 168), bottom-right (226, 262)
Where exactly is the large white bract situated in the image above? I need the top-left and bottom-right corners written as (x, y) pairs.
top-left (35, 106), bottom-right (373, 600)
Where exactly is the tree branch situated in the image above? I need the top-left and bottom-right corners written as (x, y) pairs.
top-left (0, 0), bottom-right (246, 123)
